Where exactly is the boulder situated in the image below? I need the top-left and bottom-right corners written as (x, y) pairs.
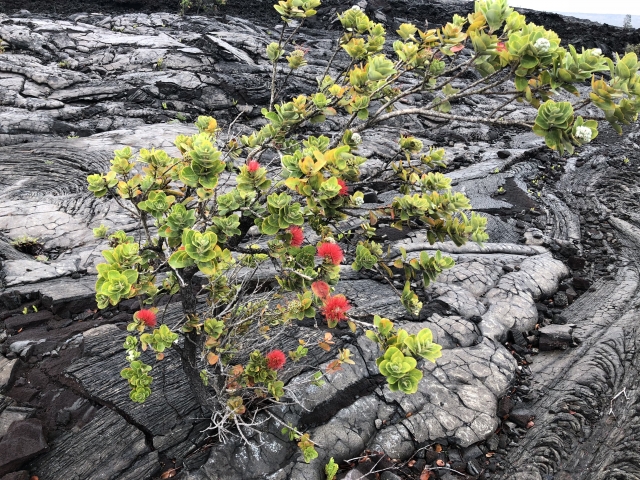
top-left (0, 419), bottom-right (48, 476)
top-left (0, 356), bottom-right (18, 393)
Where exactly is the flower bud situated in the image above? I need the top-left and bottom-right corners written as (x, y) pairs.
top-left (534, 37), bottom-right (550, 54)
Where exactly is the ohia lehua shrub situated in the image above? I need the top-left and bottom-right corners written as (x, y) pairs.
top-left (87, 0), bottom-right (640, 463)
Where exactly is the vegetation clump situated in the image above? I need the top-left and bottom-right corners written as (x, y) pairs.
top-left (11, 235), bottom-right (44, 256)
top-left (87, 0), bottom-right (640, 464)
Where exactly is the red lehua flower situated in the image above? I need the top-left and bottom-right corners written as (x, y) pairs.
top-left (247, 160), bottom-right (260, 172)
top-left (266, 350), bottom-right (286, 370)
top-left (317, 242), bottom-right (343, 265)
top-left (337, 179), bottom-right (349, 196)
top-left (311, 280), bottom-right (331, 300)
top-left (321, 295), bottom-right (351, 322)
top-left (136, 309), bottom-right (157, 328)
top-left (288, 226), bottom-right (304, 247)
top-left (496, 42), bottom-right (506, 52)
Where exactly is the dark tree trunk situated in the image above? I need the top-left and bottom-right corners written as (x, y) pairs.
top-left (175, 266), bottom-right (217, 411)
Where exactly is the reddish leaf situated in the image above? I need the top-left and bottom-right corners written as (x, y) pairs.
top-left (420, 470), bottom-right (432, 480)
top-left (434, 444), bottom-right (442, 453)
top-left (326, 359), bottom-right (342, 373)
top-left (207, 353), bottom-right (219, 365)
top-left (161, 469), bottom-right (177, 479)
top-left (436, 459), bottom-right (445, 467)
top-left (450, 44), bottom-right (464, 52)
top-left (311, 280), bottom-right (330, 300)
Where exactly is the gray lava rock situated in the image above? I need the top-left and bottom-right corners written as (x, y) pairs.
top-left (553, 291), bottom-right (569, 308)
top-left (0, 407), bottom-right (34, 439)
top-left (538, 325), bottom-right (575, 351)
top-left (508, 409), bottom-right (534, 428)
top-left (0, 356), bottom-right (18, 393)
top-left (0, 419), bottom-right (48, 475)
top-left (0, 472), bottom-right (30, 480)
top-left (5, 310), bottom-right (53, 334)
top-left (572, 276), bottom-right (592, 290)
top-left (497, 396), bottom-right (514, 417)
top-left (29, 408), bottom-right (158, 480)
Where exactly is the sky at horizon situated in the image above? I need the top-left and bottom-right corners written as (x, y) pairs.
top-left (507, 0), bottom-right (640, 15)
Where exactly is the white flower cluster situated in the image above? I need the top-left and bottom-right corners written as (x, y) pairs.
top-left (534, 37), bottom-right (551, 53)
top-left (591, 48), bottom-right (602, 57)
top-left (351, 5), bottom-right (362, 10)
top-left (351, 132), bottom-right (362, 145)
top-left (353, 196), bottom-right (364, 206)
top-left (574, 125), bottom-right (592, 143)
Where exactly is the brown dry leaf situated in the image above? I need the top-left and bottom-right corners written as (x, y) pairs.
top-left (434, 444), bottom-right (442, 453)
top-left (486, 452), bottom-right (495, 458)
top-left (405, 412), bottom-right (413, 418)
top-left (408, 459), bottom-right (416, 467)
top-left (30, 476), bottom-right (39, 480)
top-left (18, 328), bottom-right (23, 333)
top-left (326, 359), bottom-right (343, 373)
top-left (207, 353), bottom-right (219, 365)
top-left (318, 342), bottom-right (331, 352)
top-left (156, 353), bottom-right (165, 361)
top-left (160, 469), bottom-right (177, 479)
top-left (420, 470), bottom-right (432, 480)
top-left (231, 365), bottom-right (244, 376)
top-left (526, 420), bottom-right (535, 429)
top-left (436, 459), bottom-right (445, 467)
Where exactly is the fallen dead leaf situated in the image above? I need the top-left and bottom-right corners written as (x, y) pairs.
top-left (160, 469), bottom-right (177, 479)
top-left (434, 444), bottom-right (442, 453)
top-left (436, 459), bottom-right (445, 467)
top-left (526, 420), bottom-right (535, 429)
top-left (420, 469), bottom-right (433, 480)
top-left (408, 459), bottom-right (416, 467)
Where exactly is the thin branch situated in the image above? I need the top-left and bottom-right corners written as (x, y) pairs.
top-left (354, 107), bottom-right (533, 132)
top-left (489, 94), bottom-right (520, 118)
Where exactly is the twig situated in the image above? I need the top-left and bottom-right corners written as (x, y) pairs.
top-left (354, 107), bottom-right (533, 132)
top-left (608, 387), bottom-right (629, 415)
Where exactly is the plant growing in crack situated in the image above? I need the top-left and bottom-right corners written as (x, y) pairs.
top-left (180, 0), bottom-right (226, 15)
top-left (11, 235), bottom-right (44, 256)
top-left (87, 0), bottom-right (640, 466)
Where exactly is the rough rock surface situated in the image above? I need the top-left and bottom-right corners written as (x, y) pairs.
top-left (0, 2), bottom-right (638, 480)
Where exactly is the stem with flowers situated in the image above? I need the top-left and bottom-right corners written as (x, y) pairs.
top-left (87, 0), bottom-right (640, 464)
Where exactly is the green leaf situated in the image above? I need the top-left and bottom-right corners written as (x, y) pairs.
top-left (168, 250), bottom-right (195, 269)
top-left (325, 458), bottom-right (339, 480)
